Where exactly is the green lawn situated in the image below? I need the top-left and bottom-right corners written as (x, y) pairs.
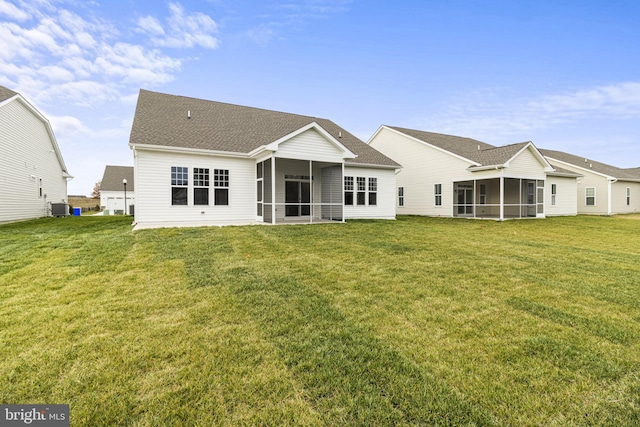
top-left (1, 215), bottom-right (639, 426)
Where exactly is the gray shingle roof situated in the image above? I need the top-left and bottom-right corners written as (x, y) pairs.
top-left (624, 167), bottom-right (640, 177)
top-left (387, 127), bottom-right (495, 164)
top-left (100, 165), bottom-right (134, 191)
top-left (130, 89), bottom-right (400, 168)
top-left (0, 85), bottom-right (18, 103)
top-left (387, 127), bottom-right (542, 167)
top-left (540, 149), bottom-right (640, 181)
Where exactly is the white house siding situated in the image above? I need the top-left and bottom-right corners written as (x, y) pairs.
top-left (611, 181), bottom-right (640, 214)
top-left (344, 166), bottom-right (396, 219)
top-left (0, 97), bottom-right (67, 223)
top-left (504, 148), bottom-right (547, 179)
top-left (100, 190), bottom-right (135, 214)
top-left (545, 175), bottom-right (578, 216)
top-left (369, 127), bottom-right (473, 217)
top-left (275, 128), bottom-right (347, 163)
top-left (545, 159), bottom-right (610, 215)
top-left (133, 149), bottom-right (255, 228)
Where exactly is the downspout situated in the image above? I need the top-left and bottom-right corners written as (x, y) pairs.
top-left (607, 178), bottom-right (618, 216)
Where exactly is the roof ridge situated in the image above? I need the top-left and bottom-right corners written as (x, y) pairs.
top-left (140, 88), bottom-right (325, 123)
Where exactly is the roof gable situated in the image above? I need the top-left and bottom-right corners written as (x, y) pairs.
top-left (0, 85), bottom-right (71, 177)
top-left (130, 90), bottom-right (399, 168)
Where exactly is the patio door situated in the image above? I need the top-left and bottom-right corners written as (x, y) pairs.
top-left (285, 180), bottom-right (311, 217)
top-left (457, 188), bottom-right (474, 216)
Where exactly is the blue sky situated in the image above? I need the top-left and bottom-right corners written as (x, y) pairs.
top-left (2, 0), bottom-right (639, 195)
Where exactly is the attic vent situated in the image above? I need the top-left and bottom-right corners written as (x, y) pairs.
top-left (585, 158), bottom-right (588, 162)
top-left (589, 163), bottom-right (593, 168)
top-left (478, 145), bottom-right (480, 151)
top-left (338, 131), bottom-right (342, 138)
top-left (187, 110), bottom-right (191, 119)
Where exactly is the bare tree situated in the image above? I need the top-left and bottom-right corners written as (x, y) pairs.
top-left (91, 181), bottom-right (101, 199)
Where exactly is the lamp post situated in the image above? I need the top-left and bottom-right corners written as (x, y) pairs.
top-left (123, 178), bottom-right (127, 215)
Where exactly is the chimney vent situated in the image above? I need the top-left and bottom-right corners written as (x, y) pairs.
top-left (187, 110), bottom-right (191, 119)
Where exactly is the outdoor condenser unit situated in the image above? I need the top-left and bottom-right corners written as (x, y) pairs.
top-left (51, 203), bottom-right (68, 217)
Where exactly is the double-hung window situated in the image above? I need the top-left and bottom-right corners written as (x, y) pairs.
top-left (551, 184), bottom-right (557, 206)
top-left (434, 183), bottom-right (442, 206)
top-left (368, 178), bottom-right (377, 205)
top-left (585, 187), bottom-right (596, 206)
top-left (171, 166), bottom-right (188, 205)
top-left (344, 176), bottom-right (354, 205)
top-left (214, 169), bottom-right (229, 205)
top-left (627, 187), bottom-right (631, 206)
top-left (356, 177), bottom-right (366, 205)
top-left (194, 168), bottom-right (209, 205)
top-left (398, 187), bottom-right (404, 207)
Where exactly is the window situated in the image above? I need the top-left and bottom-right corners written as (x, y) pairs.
top-left (357, 177), bottom-right (366, 205)
top-left (585, 187), bottom-right (596, 206)
top-left (214, 169), bottom-right (229, 205)
top-left (627, 187), bottom-right (631, 206)
top-left (368, 178), bottom-right (377, 206)
top-left (344, 176), bottom-right (354, 205)
top-left (398, 187), bottom-right (404, 207)
top-left (38, 178), bottom-right (43, 197)
top-left (479, 184), bottom-right (486, 205)
top-left (171, 166), bottom-right (188, 205)
top-left (193, 168), bottom-right (209, 205)
top-left (434, 183), bottom-right (442, 206)
top-left (551, 184), bottom-right (557, 206)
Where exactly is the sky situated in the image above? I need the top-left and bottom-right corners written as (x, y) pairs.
top-left (2, 0), bottom-right (639, 195)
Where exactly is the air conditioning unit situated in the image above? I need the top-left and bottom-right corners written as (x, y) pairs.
top-left (51, 203), bottom-right (68, 217)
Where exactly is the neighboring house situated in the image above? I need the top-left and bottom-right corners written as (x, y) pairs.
top-left (368, 126), bottom-right (580, 219)
top-left (99, 165), bottom-right (134, 214)
top-left (541, 149), bottom-right (640, 215)
top-left (128, 90), bottom-right (400, 229)
top-left (0, 85), bottom-right (72, 224)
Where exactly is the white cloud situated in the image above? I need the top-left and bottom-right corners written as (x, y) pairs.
top-left (1, 1), bottom-right (217, 107)
top-left (48, 114), bottom-right (90, 137)
top-left (137, 15), bottom-right (165, 36)
top-left (138, 2), bottom-right (219, 49)
top-left (421, 82), bottom-right (640, 143)
top-left (0, 0), bottom-right (29, 21)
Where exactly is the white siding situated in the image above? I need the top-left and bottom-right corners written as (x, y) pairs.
top-left (545, 176), bottom-right (578, 216)
top-left (611, 181), bottom-right (640, 214)
top-left (545, 159), bottom-right (610, 215)
top-left (505, 148), bottom-right (547, 179)
top-left (369, 127), bottom-right (476, 217)
top-left (0, 98), bottom-right (68, 223)
top-left (275, 129), bottom-right (346, 162)
top-left (133, 150), bottom-right (256, 228)
top-left (344, 166), bottom-right (396, 219)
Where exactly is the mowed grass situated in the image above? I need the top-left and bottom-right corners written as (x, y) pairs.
top-left (1, 215), bottom-right (639, 426)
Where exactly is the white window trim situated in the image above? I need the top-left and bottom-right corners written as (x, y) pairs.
top-left (585, 187), bottom-right (596, 206)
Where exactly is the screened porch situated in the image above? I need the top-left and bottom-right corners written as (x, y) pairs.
top-left (256, 158), bottom-right (345, 224)
top-left (453, 178), bottom-right (545, 219)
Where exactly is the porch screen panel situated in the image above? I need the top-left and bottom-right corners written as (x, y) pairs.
top-left (321, 166), bottom-right (342, 221)
top-left (263, 160), bottom-right (273, 223)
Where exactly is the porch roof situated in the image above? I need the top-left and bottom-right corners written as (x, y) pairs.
top-left (130, 89), bottom-right (400, 168)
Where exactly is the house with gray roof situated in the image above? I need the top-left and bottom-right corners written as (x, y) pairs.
top-left (1, 85), bottom-right (72, 224)
top-left (128, 89), bottom-right (400, 229)
top-left (99, 165), bottom-right (134, 215)
top-left (369, 126), bottom-right (580, 219)
top-left (541, 149), bottom-right (640, 215)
